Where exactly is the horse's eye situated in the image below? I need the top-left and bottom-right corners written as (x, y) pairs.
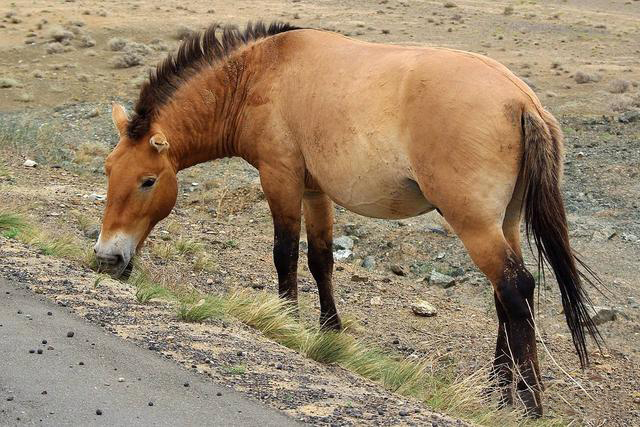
top-left (141, 178), bottom-right (156, 189)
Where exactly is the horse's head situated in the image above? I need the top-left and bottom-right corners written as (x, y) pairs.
top-left (94, 103), bottom-right (178, 277)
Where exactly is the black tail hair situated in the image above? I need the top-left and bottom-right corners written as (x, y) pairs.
top-left (521, 108), bottom-right (604, 367)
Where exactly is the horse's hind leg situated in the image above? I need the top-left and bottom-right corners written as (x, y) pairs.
top-left (491, 292), bottom-right (514, 408)
top-left (447, 220), bottom-right (543, 417)
top-left (303, 191), bottom-right (341, 329)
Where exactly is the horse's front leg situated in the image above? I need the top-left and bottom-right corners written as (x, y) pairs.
top-left (259, 165), bottom-right (304, 303)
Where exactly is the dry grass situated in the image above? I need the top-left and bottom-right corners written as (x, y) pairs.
top-left (1, 210), bottom-right (95, 266)
top-left (174, 237), bottom-right (203, 255)
top-left (127, 279), bottom-right (565, 426)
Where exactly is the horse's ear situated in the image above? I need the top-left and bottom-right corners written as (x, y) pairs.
top-left (149, 133), bottom-right (169, 153)
top-left (111, 102), bottom-right (129, 137)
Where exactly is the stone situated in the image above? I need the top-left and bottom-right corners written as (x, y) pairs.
top-left (586, 306), bottom-right (625, 325)
top-left (411, 300), bottom-right (437, 317)
top-left (428, 270), bottom-right (456, 288)
top-left (361, 255), bottom-right (375, 269)
top-left (333, 235), bottom-right (354, 251)
top-left (23, 159), bottom-right (37, 167)
top-left (390, 264), bottom-right (406, 276)
top-left (370, 296), bottom-right (383, 306)
top-left (334, 249), bottom-right (353, 261)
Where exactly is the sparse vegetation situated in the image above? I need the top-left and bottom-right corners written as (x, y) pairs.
top-left (0, 211), bottom-right (26, 238)
top-left (174, 237), bottom-right (203, 255)
top-left (177, 297), bottom-right (226, 322)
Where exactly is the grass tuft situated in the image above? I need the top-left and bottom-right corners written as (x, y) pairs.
top-left (177, 297), bottom-right (225, 322)
top-left (174, 237), bottom-right (203, 255)
top-left (129, 270), bottom-right (171, 304)
top-left (0, 211), bottom-right (27, 238)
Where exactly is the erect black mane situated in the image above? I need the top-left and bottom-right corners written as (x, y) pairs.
top-left (127, 21), bottom-right (299, 139)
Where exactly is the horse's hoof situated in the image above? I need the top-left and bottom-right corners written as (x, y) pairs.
top-left (319, 315), bottom-right (342, 331)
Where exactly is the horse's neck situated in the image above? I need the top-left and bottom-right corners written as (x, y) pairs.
top-left (161, 67), bottom-right (252, 172)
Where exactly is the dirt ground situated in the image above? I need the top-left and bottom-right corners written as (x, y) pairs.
top-left (1, 0), bottom-right (639, 426)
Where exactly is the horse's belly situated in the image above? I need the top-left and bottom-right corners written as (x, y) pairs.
top-left (321, 173), bottom-right (434, 219)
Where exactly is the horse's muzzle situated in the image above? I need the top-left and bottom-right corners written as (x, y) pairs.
top-left (94, 251), bottom-right (134, 279)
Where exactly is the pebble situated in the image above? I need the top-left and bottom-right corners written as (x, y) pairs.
top-left (47, 312), bottom-right (52, 316)
top-left (411, 300), bottom-right (437, 317)
top-left (428, 270), bottom-right (456, 288)
top-left (42, 340), bottom-right (47, 344)
top-left (216, 392), bottom-right (222, 396)
top-left (587, 306), bottom-right (625, 325)
top-left (333, 235), bottom-right (354, 251)
top-left (37, 349), bottom-right (43, 354)
top-left (96, 409), bottom-right (102, 415)
top-left (29, 349), bottom-right (35, 354)
top-left (23, 159), bottom-right (38, 168)
top-left (118, 377), bottom-right (125, 383)
top-left (390, 264), bottom-right (406, 276)
top-left (183, 382), bottom-right (190, 387)
top-left (148, 401), bottom-right (154, 406)
top-left (67, 331), bottom-right (75, 338)
top-left (361, 255), bottom-right (376, 269)
top-left (370, 296), bottom-right (383, 306)
top-left (334, 249), bottom-right (353, 261)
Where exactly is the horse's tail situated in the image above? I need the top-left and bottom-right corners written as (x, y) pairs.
top-left (520, 107), bottom-right (603, 367)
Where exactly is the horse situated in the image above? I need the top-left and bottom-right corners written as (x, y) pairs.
top-left (94, 22), bottom-right (602, 417)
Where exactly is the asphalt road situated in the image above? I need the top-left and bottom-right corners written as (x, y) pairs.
top-left (0, 278), bottom-right (298, 426)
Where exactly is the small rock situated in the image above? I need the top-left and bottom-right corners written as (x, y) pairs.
top-left (411, 300), bottom-right (437, 317)
top-left (361, 256), bottom-right (375, 269)
top-left (390, 264), bottom-right (406, 276)
top-left (96, 409), bottom-right (102, 415)
top-left (148, 401), bottom-right (154, 406)
top-left (333, 236), bottom-right (354, 251)
top-left (370, 296), bottom-right (383, 306)
top-left (334, 249), bottom-right (353, 261)
top-left (428, 270), bottom-right (456, 288)
top-left (351, 274), bottom-right (368, 282)
top-left (66, 331), bottom-right (75, 338)
top-left (23, 159), bottom-right (37, 167)
top-left (117, 377), bottom-right (125, 383)
top-left (587, 306), bottom-right (623, 325)
top-left (443, 1), bottom-right (457, 8)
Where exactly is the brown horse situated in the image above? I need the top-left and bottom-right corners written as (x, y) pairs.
top-left (94, 22), bottom-right (602, 417)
